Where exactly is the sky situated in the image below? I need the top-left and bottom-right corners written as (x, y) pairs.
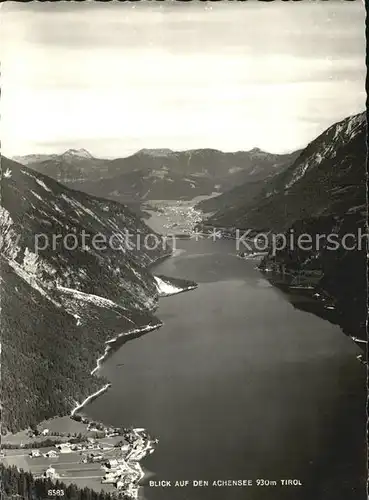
top-left (1, 0), bottom-right (366, 158)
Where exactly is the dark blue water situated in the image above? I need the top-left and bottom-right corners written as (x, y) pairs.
top-left (87, 239), bottom-right (366, 500)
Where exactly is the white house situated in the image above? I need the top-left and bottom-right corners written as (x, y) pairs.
top-left (57, 443), bottom-right (72, 454)
top-left (44, 467), bottom-right (59, 479)
top-left (43, 450), bottom-right (58, 458)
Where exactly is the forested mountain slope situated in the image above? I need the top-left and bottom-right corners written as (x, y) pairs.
top-left (0, 158), bottom-right (173, 432)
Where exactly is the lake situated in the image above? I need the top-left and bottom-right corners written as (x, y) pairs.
top-left (87, 237), bottom-right (366, 500)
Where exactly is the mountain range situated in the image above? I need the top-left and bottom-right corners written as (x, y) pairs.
top-left (14, 148), bottom-right (299, 204)
top-left (13, 149), bottom-right (110, 184)
top-left (199, 112), bottom-right (367, 231)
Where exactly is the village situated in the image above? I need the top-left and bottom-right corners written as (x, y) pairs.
top-left (1, 421), bottom-right (158, 500)
top-left (143, 199), bottom-right (204, 236)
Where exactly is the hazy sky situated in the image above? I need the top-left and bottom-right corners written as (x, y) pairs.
top-left (1, 0), bottom-right (366, 158)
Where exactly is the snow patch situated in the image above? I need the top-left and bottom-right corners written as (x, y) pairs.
top-left (52, 203), bottom-right (64, 214)
top-left (36, 178), bottom-right (52, 192)
top-left (30, 190), bottom-right (43, 201)
top-left (60, 194), bottom-right (105, 226)
top-left (285, 163), bottom-right (310, 189)
top-left (154, 276), bottom-right (185, 296)
top-left (57, 285), bottom-right (134, 316)
top-left (0, 207), bottom-right (22, 260)
top-left (73, 314), bottom-right (82, 326)
top-left (23, 248), bottom-right (39, 275)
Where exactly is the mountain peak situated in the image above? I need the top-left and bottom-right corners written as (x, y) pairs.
top-left (62, 148), bottom-right (94, 159)
top-left (137, 148), bottom-right (174, 157)
top-left (248, 147), bottom-right (265, 154)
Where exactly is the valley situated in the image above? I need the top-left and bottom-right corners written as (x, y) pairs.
top-left (2, 112), bottom-right (367, 500)
top-left (2, 2), bottom-right (366, 500)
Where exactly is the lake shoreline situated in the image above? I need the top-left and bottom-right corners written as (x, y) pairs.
top-left (63, 238), bottom-right (366, 500)
top-left (71, 268), bottom-right (198, 419)
top-left (2, 243), bottom-right (200, 498)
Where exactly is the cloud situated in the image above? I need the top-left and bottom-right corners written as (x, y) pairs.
top-left (1, 0), bottom-right (366, 157)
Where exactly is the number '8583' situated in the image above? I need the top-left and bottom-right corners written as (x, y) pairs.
top-left (48, 490), bottom-right (64, 496)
